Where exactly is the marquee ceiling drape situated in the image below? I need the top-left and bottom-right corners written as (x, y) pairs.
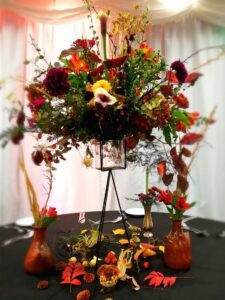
top-left (1, 0), bottom-right (225, 26)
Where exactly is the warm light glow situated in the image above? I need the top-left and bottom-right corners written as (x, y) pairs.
top-left (162, 0), bottom-right (197, 11)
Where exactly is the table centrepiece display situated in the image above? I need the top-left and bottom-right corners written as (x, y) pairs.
top-left (0, 0), bottom-right (219, 298)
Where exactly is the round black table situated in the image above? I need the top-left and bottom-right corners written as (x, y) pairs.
top-left (0, 211), bottom-right (225, 299)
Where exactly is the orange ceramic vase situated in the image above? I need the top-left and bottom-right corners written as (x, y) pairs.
top-left (24, 227), bottom-right (53, 274)
top-left (164, 219), bottom-right (192, 271)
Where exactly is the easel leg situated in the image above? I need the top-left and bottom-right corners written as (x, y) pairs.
top-left (95, 170), bottom-right (111, 268)
top-left (110, 171), bottom-right (130, 245)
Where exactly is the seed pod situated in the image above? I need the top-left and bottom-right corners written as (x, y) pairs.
top-left (32, 150), bottom-right (44, 165)
top-left (16, 111), bottom-right (25, 125)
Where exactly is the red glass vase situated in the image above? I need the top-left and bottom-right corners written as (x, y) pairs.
top-left (24, 227), bottom-right (54, 274)
top-left (164, 219), bottom-right (192, 271)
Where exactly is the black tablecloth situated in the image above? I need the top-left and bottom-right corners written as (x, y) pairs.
top-left (0, 211), bottom-right (225, 300)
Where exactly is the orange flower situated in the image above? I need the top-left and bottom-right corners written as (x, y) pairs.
top-left (70, 54), bottom-right (89, 74)
top-left (139, 44), bottom-right (158, 61)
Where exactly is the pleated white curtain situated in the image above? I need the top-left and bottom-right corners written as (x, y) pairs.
top-left (0, 1), bottom-right (225, 225)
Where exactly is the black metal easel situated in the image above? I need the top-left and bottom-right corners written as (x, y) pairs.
top-left (95, 169), bottom-right (131, 267)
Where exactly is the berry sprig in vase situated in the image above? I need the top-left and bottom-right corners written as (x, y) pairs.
top-left (138, 166), bottom-right (157, 238)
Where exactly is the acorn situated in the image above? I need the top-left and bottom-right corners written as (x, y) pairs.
top-left (32, 150), bottom-right (44, 165)
top-left (69, 256), bottom-right (77, 263)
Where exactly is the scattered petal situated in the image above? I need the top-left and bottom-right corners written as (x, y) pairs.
top-left (112, 228), bottom-right (125, 235)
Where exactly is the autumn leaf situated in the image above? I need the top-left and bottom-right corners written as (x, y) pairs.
top-left (162, 173), bottom-right (173, 186)
top-left (181, 147), bottom-right (192, 157)
top-left (112, 228), bottom-right (125, 235)
top-left (157, 160), bottom-right (166, 177)
top-left (177, 175), bottom-right (189, 194)
top-left (61, 262), bottom-right (86, 287)
top-left (166, 70), bottom-right (178, 84)
top-left (144, 271), bottom-right (177, 288)
top-left (184, 72), bottom-right (202, 86)
top-left (149, 276), bottom-right (164, 286)
top-left (181, 133), bottom-right (203, 145)
top-left (71, 279), bottom-right (82, 286)
top-left (174, 157), bottom-right (188, 176)
top-left (159, 246), bottom-right (165, 253)
top-left (142, 248), bottom-right (157, 258)
top-left (134, 248), bottom-right (145, 261)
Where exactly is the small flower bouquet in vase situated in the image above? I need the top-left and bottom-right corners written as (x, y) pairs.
top-left (20, 156), bottom-right (58, 274)
top-left (155, 188), bottom-right (194, 270)
top-left (151, 106), bottom-right (216, 270)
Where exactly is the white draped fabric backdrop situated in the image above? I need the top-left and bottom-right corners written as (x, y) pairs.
top-left (0, 0), bottom-right (225, 225)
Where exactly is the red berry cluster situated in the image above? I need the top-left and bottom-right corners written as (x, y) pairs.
top-left (104, 251), bottom-right (117, 264)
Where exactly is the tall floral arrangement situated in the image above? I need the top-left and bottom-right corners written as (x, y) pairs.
top-left (0, 1), bottom-right (215, 198)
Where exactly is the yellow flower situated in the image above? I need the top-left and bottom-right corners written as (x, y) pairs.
top-left (92, 80), bottom-right (112, 92)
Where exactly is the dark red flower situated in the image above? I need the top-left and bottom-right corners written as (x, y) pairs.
top-left (73, 38), bottom-right (95, 49)
top-left (43, 67), bottom-right (70, 96)
top-left (171, 60), bottom-right (188, 84)
top-left (173, 93), bottom-right (189, 108)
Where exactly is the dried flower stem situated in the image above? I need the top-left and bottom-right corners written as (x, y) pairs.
top-left (183, 44), bottom-right (225, 63)
top-left (191, 50), bottom-right (225, 71)
top-left (20, 152), bottom-right (39, 225)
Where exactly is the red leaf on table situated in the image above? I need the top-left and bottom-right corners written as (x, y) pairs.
top-left (72, 263), bottom-right (86, 279)
top-left (149, 276), bottom-right (164, 287)
top-left (71, 279), bottom-right (82, 286)
top-left (61, 278), bottom-right (71, 284)
top-left (144, 271), bottom-right (177, 288)
top-left (181, 133), bottom-right (203, 145)
top-left (72, 269), bottom-right (86, 279)
top-left (157, 161), bottom-right (166, 177)
top-left (184, 72), bottom-right (202, 86)
top-left (144, 271), bottom-right (164, 281)
top-left (163, 277), bottom-right (171, 288)
top-left (169, 276), bottom-right (177, 286)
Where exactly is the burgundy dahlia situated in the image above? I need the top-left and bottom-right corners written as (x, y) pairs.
top-left (170, 60), bottom-right (188, 84)
top-left (43, 67), bottom-right (70, 96)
